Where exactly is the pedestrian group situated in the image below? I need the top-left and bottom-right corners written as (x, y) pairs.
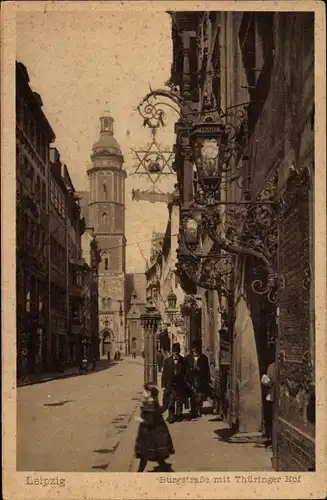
top-left (134, 340), bottom-right (213, 472)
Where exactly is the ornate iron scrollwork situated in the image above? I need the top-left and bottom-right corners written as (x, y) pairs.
top-left (176, 171), bottom-right (279, 301)
top-left (180, 294), bottom-right (202, 316)
top-left (176, 242), bottom-right (235, 293)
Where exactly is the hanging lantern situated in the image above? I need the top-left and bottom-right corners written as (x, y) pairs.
top-left (184, 217), bottom-right (199, 246)
top-left (167, 288), bottom-right (177, 309)
top-left (190, 120), bottom-right (228, 191)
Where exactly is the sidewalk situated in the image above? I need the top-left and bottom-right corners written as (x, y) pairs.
top-left (17, 358), bottom-right (117, 387)
top-left (107, 377), bottom-right (273, 473)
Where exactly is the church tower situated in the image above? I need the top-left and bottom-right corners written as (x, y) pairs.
top-left (87, 111), bottom-right (126, 357)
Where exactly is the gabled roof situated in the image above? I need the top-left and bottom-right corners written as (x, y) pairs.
top-left (77, 191), bottom-right (89, 226)
top-left (126, 302), bottom-right (145, 319)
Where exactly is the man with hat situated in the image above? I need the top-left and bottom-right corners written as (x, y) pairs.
top-left (186, 339), bottom-right (211, 418)
top-left (161, 342), bottom-right (189, 423)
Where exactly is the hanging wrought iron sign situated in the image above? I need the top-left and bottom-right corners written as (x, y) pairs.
top-left (130, 90), bottom-right (182, 203)
top-left (135, 86), bottom-right (280, 303)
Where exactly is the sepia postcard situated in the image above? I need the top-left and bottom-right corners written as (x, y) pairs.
top-left (1, 1), bottom-right (326, 499)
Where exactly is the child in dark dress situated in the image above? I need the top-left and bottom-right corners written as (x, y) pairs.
top-left (134, 382), bottom-right (175, 472)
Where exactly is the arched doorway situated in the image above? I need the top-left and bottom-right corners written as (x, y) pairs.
top-left (101, 329), bottom-right (113, 357)
top-left (131, 337), bottom-right (137, 352)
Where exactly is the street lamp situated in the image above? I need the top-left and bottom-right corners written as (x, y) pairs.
top-left (140, 298), bottom-right (162, 384)
top-left (119, 300), bottom-right (123, 326)
top-left (190, 120), bottom-right (228, 195)
top-left (165, 288), bottom-right (184, 327)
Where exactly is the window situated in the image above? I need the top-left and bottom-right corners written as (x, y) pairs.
top-left (36, 176), bottom-right (41, 202)
top-left (131, 337), bottom-right (137, 350)
top-left (26, 290), bottom-right (31, 312)
top-left (41, 182), bottom-right (46, 208)
top-left (102, 297), bottom-right (111, 309)
top-left (103, 182), bottom-right (108, 200)
top-left (59, 194), bottom-right (65, 218)
top-left (104, 258), bottom-right (109, 270)
top-left (101, 212), bottom-right (109, 225)
top-left (50, 181), bottom-right (55, 205)
top-left (54, 187), bottom-right (59, 211)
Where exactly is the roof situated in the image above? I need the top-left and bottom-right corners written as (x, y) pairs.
top-left (149, 231), bottom-right (165, 265)
top-left (16, 61), bottom-right (56, 143)
top-left (76, 191), bottom-right (89, 225)
top-left (125, 273), bottom-right (147, 314)
top-left (92, 113), bottom-right (123, 157)
top-left (92, 132), bottom-right (122, 156)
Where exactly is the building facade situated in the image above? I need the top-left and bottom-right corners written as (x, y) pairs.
top-left (16, 62), bottom-right (55, 376)
top-left (48, 148), bottom-right (69, 370)
top-left (166, 11), bottom-right (314, 471)
top-left (81, 228), bottom-right (101, 359)
top-left (144, 194), bottom-right (188, 356)
top-left (16, 60), bottom-right (92, 378)
top-left (80, 111), bottom-right (127, 358)
top-left (125, 273), bottom-right (147, 356)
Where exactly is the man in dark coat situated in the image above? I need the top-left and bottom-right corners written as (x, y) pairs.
top-left (161, 343), bottom-right (189, 423)
top-left (186, 340), bottom-right (211, 418)
top-left (157, 350), bottom-right (164, 373)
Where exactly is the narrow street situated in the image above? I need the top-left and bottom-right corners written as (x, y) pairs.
top-left (17, 359), bottom-right (143, 472)
top-left (17, 359), bottom-right (272, 473)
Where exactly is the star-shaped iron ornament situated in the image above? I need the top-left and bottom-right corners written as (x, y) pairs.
top-left (130, 128), bottom-right (175, 187)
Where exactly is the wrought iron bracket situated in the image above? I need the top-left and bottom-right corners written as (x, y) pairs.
top-left (176, 184), bottom-right (279, 302)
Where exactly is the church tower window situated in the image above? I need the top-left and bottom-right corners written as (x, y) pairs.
top-left (101, 251), bottom-right (109, 271)
top-left (103, 182), bottom-right (108, 200)
top-left (101, 212), bottom-right (109, 225)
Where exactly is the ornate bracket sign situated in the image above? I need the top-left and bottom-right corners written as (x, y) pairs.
top-left (130, 90), bottom-right (182, 203)
top-left (131, 188), bottom-right (173, 204)
top-left (131, 128), bottom-right (175, 184)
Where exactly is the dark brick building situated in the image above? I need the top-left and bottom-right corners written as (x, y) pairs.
top-left (16, 62), bottom-right (55, 375)
top-left (16, 61), bottom-right (90, 377)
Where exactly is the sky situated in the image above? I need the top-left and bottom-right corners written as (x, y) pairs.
top-left (16, 9), bottom-right (176, 273)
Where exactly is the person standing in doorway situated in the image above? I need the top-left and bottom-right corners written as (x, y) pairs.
top-left (157, 350), bottom-right (164, 373)
top-left (261, 356), bottom-right (276, 446)
top-left (186, 340), bottom-right (211, 418)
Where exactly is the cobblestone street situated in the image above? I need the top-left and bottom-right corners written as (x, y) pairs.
top-left (17, 359), bottom-right (144, 472)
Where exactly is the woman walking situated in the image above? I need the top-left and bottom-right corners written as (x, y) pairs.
top-left (134, 382), bottom-right (175, 472)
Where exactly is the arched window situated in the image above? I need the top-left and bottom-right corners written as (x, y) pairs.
top-left (102, 297), bottom-right (111, 309)
top-left (102, 182), bottom-right (108, 200)
top-left (101, 251), bottom-right (109, 271)
top-left (131, 337), bottom-right (137, 351)
top-left (101, 212), bottom-right (109, 225)
top-left (25, 290), bottom-right (31, 313)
